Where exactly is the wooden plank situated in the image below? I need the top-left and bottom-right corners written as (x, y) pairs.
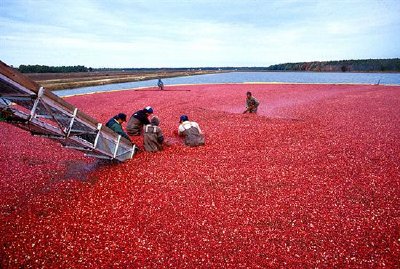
top-left (0, 61), bottom-right (41, 93)
top-left (42, 88), bottom-right (77, 112)
top-left (76, 109), bottom-right (100, 126)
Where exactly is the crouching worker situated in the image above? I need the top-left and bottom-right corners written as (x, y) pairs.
top-left (126, 106), bottom-right (153, 136)
top-left (144, 116), bottom-right (164, 152)
top-left (178, 115), bottom-right (205, 147)
top-left (243, 91), bottom-right (259, 113)
top-left (105, 113), bottom-right (132, 142)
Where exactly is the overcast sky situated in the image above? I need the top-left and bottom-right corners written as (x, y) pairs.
top-left (1, 0), bottom-right (399, 68)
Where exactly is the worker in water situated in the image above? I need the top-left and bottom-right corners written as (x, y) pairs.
top-left (178, 115), bottom-right (205, 147)
top-left (143, 116), bottom-right (164, 152)
top-left (157, 78), bottom-right (164, 90)
top-left (243, 91), bottom-right (260, 114)
top-left (126, 106), bottom-right (154, 136)
top-left (105, 113), bottom-right (132, 142)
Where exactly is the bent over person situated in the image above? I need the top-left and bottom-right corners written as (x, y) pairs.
top-left (105, 113), bottom-right (132, 142)
top-left (178, 115), bottom-right (205, 147)
top-left (126, 106), bottom-right (153, 136)
top-left (143, 116), bottom-right (164, 152)
top-left (244, 91), bottom-right (260, 113)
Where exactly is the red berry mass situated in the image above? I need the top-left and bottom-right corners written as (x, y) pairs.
top-left (0, 83), bottom-right (399, 267)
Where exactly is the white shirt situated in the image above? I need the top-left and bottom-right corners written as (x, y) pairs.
top-left (178, 121), bottom-right (202, 134)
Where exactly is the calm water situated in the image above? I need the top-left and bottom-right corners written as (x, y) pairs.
top-left (55, 71), bottom-right (400, 97)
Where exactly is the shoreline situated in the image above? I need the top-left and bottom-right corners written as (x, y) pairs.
top-left (27, 70), bottom-right (229, 91)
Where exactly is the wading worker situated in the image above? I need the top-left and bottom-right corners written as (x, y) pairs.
top-left (178, 115), bottom-right (205, 147)
top-left (105, 113), bottom-right (132, 142)
top-left (243, 91), bottom-right (260, 114)
top-left (127, 106), bottom-right (154, 136)
top-left (143, 116), bottom-right (164, 152)
top-left (157, 78), bottom-right (164, 90)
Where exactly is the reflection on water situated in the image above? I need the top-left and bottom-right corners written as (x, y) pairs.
top-left (55, 71), bottom-right (400, 97)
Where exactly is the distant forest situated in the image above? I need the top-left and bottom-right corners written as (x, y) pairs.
top-left (17, 58), bottom-right (400, 73)
top-left (265, 58), bottom-right (400, 72)
top-left (18, 65), bottom-right (90, 73)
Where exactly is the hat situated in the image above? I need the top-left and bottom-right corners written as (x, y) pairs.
top-left (117, 113), bottom-right (127, 122)
top-left (179, 115), bottom-right (189, 122)
top-left (246, 91), bottom-right (252, 95)
top-left (151, 116), bottom-right (160, 126)
top-left (145, 106), bottom-right (154, 114)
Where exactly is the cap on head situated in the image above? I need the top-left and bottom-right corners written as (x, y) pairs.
top-left (151, 116), bottom-right (160, 126)
top-left (247, 91), bottom-right (252, 96)
top-left (145, 106), bottom-right (154, 114)
top-left (179, 115), bottom-right (189, 123)
top-left (117, 113), bottom-right (127, 122)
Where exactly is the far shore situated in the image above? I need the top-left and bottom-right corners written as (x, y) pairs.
top-left (26, 69), bottom-right (400, 91)
top-left (26, 70), bottom-right (228, 91)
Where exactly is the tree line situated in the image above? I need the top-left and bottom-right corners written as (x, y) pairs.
top-left (265, 58), bottom-right (400, 72)
top-left (16, 58), bottom-right (400, 73)
top-left (18, 65), bottom-right (90, 73)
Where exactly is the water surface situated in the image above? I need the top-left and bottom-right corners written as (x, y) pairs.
top-left (55, 71), bottom-right (400, 97)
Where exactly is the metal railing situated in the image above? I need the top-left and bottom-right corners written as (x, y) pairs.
top-left (0, 61), bottom-right (136, 162)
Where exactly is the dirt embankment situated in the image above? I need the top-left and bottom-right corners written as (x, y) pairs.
top-left (26, 70), bottom-right (226, 90)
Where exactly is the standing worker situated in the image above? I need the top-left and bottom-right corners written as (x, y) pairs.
top-left (105, 113), bottom-right (132, 142)
top-left (126, 106), bottom-right (154, 136)
top-left (178, 115), bottom-right (205, 147)
top-left (157, 78), bottom-right (164, 90)
top-left (243, 91), bottom-right (260, 114)
top-left (143, 116), bottom-right (164, 152)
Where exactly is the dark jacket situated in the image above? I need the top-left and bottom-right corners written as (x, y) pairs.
top-left (126, 109), bottom-right (150, 135)
top-left (132, 110), bottom-right (150, 124)
top-left (105, 117), bottom-right (131, 142)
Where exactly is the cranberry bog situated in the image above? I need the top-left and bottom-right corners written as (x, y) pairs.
top-left (1, 83), bottom-right (399, 267)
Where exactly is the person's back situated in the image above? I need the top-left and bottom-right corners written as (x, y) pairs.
top-left (178, 116), bottom-right (205, 147)
top-left (126, 106), bottom-right (153, 136)
top-left (143, 116), bottom-right (164, 152)
top-left (105, 113), bottom-right (131, 142)
top-left (105, 117), bottom-right (116, 129)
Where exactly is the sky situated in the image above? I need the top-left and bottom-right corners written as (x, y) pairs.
top-left (0, 0), bottom-right (399, 68)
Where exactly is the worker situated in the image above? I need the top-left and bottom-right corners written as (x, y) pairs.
top-left (126, 106), bottom-right (154, 136)
top-left (143, 116), bottom-right (164, 152)
top-left (105, 113), bottom-right (132, 142)
top-left (243, 91), bottom-right (260, 113)
top-left (178, 115), bottom-right (205, 147)
top-left (157, 78), bottom-right (164, 90)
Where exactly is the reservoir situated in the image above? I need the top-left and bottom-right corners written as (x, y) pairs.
top-left (55, 71), bottom-right (400, 97)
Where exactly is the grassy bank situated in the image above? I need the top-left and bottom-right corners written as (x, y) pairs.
top-left (26, 70), bottom-right (226, 91)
